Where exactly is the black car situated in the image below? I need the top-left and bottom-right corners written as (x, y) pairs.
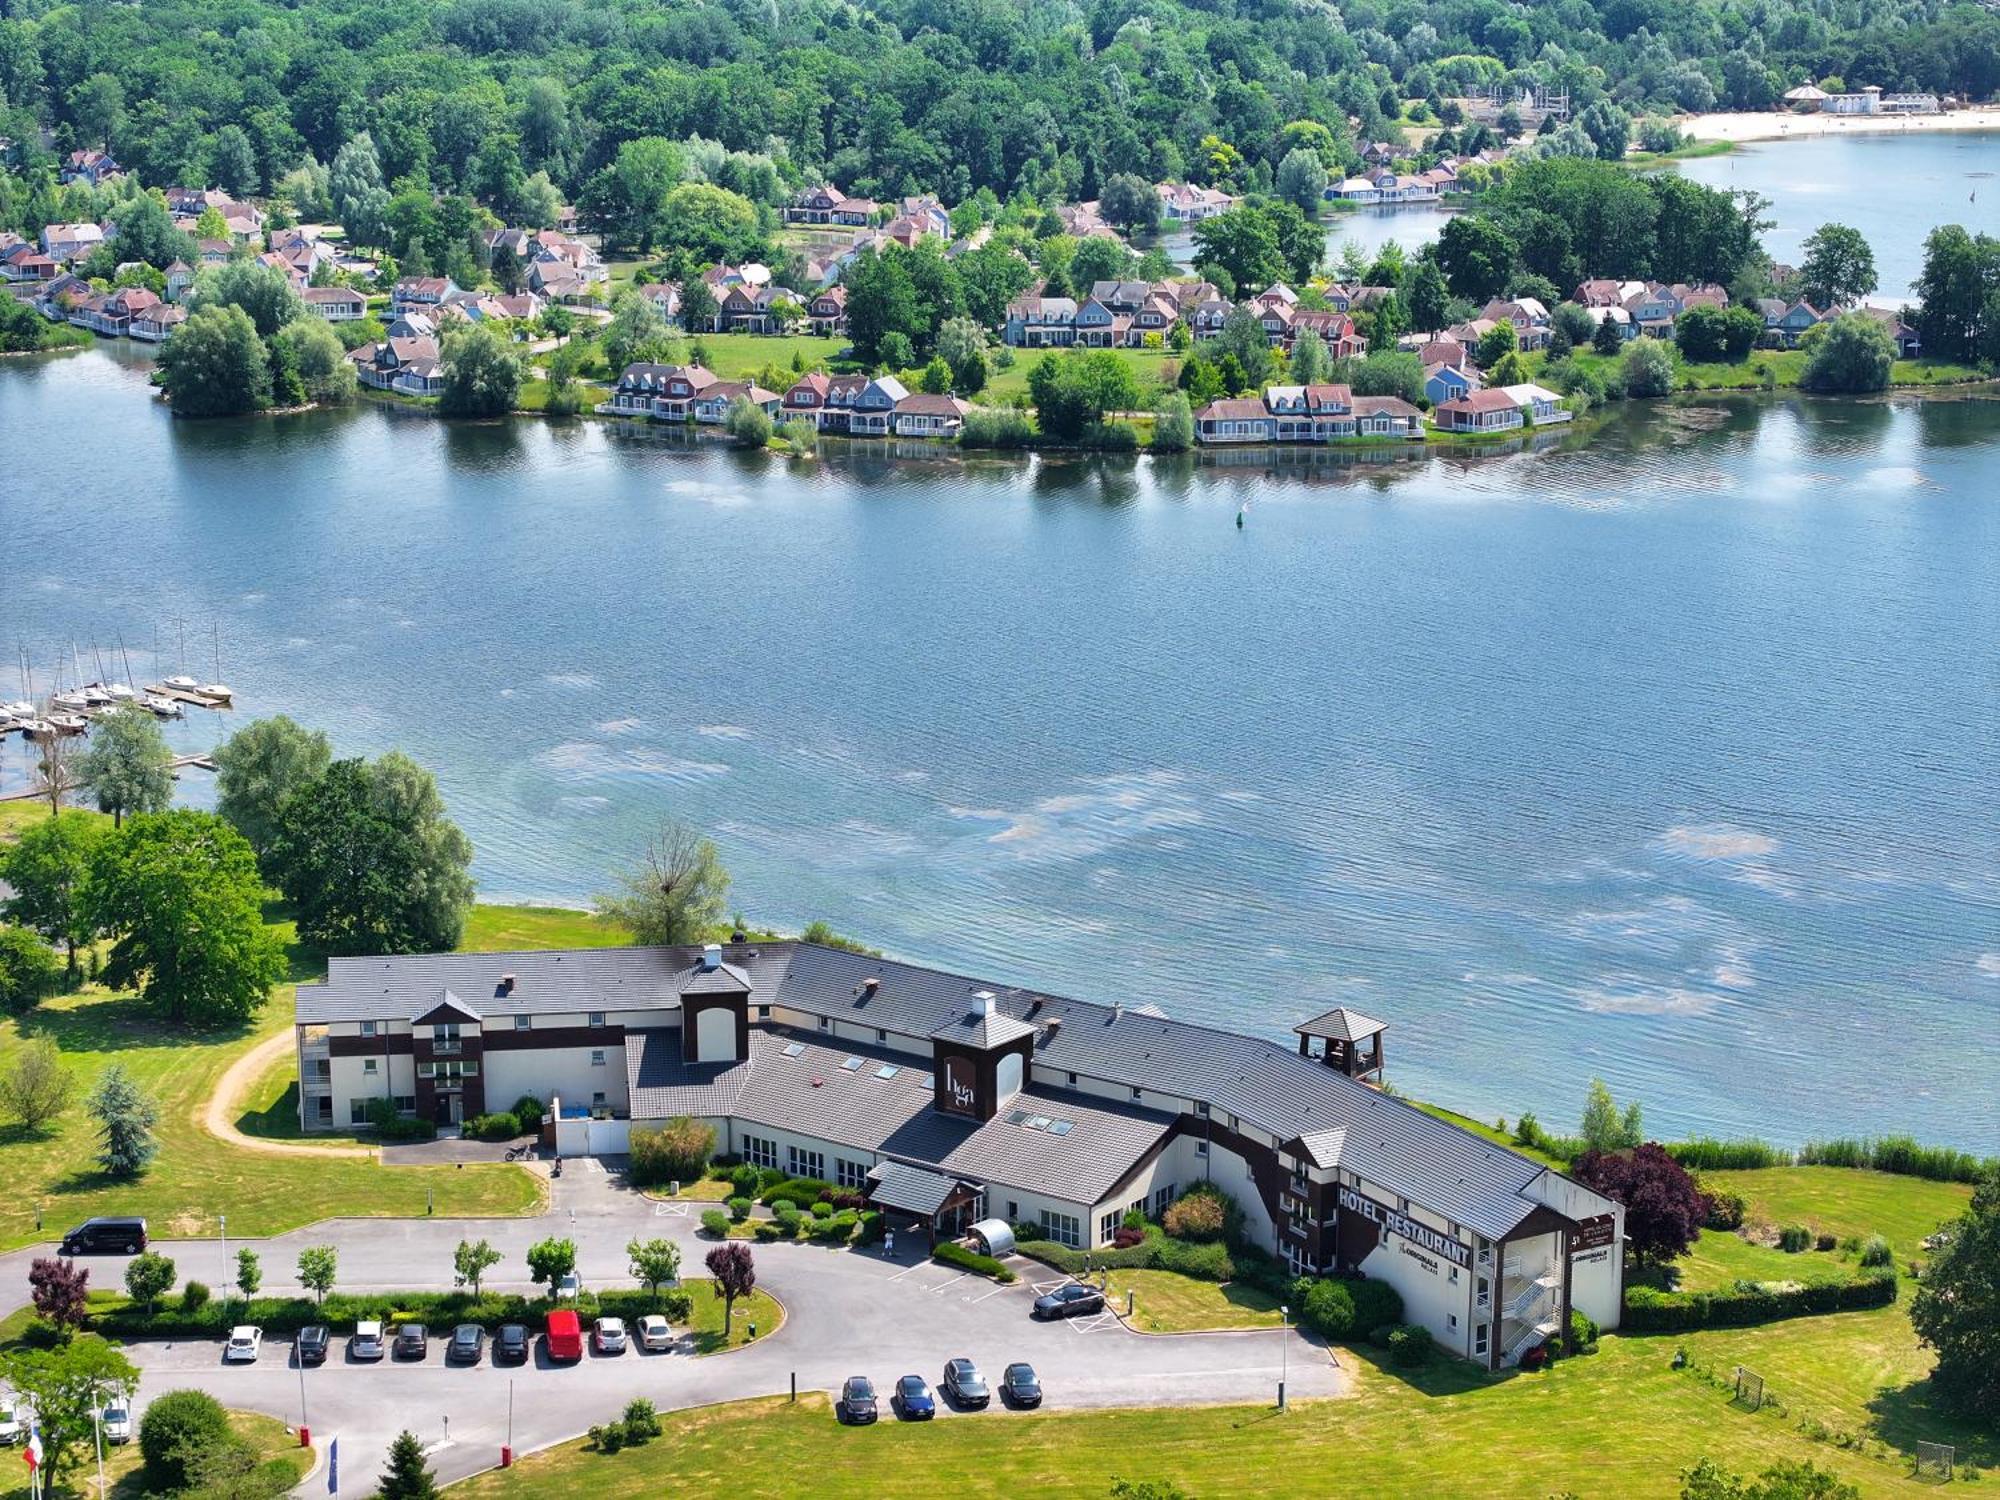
top-left (295, 1326), bottom-right (330, 1367)
top-left (941, 1357), bottom-right (990, 1409)
top-left (838, 1376), bottom-right (878, 1425)
top-left (58, 1217), bottom-right (147, 1256)
top-left (447, 1324), bottom-right (485, 1364)
top-left (1001, 1362), bottom-right (1042, 1408)
top-left (1032, 1282), bottom-right (1106, 1320)
top-left (392, 1324), bottom-right (428, 1360)
top-left (494, 1324), bottom-right (531, 1365)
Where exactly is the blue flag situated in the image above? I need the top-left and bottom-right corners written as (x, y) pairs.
top-left (327, 1436), bottom-right (338, 1495)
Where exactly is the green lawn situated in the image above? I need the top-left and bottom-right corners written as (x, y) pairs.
top-left (683, 1284), bottom-right (783, 1354)
top-left (687, 332), bottom-right (848, 382)
top-left (1704, 1167), bottom-right (1970, 1267)
top-left (1536, 347), bottom-right (1989, 393)
top-left (983, 346), bottom-right (1176, 405)
top-left (1102, 1268), bottom-right (1286, 1332)
top-left (1674, 1229), bottom-right (1858, 1294)
top-left (1409, 1101), bottom-right (1568, 1169)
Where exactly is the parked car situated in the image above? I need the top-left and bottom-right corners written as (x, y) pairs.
top-left (99, 1401), bottom-right (132, 1445)
top-left (593, 1317), bottom-right (627, 1354)
top-left (555, 1271), bottom-right (582, 1301)
top-left (223, 1326), bottom-right (263, 1363)
top-left (447, 1325), bottom-right (485, 1364)
top-left (58, 1217), bottom-right (147, 1256)
top-left (495, 1324), bottom-right (531, 1365)
top-left (892, 1374), bottom-right (935, 1420)
top-left (545, 1310), bottom-right (583, 1363)
top-left (392, 1324), bottom-right (428, 1360)
top-left (941, 1357), bottom-right (990, 1408)
top-left (348, 1321), bottom-right (386, 1361)
top-left (0, 1404), bottom-right (24, 1444)
top-left (837, 1376), bottom-right (878, 1425)
top-left (636, 1314), bottom-right (673, 1352)
top-left (1032, 1282), bottom-right (1106, 1320)
top-left (1001, 1362), bottom-right (1042, 1408)
top-left (295, 1326), bottom-right (330, 1367)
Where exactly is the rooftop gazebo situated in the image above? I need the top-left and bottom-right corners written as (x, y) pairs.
top-left (1293, 1007), bottom-right (1386, 1083)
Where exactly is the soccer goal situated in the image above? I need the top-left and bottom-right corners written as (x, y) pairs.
top-left (1915, 1441), bottom-right (1955, 1482)
top-left (1732, 1366), bottom-right (1766, 1411)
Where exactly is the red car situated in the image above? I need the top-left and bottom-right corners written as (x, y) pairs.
top-left (545, 1309), bottom-right (583, 1363)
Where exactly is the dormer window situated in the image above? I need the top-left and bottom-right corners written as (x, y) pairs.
top-left (360, 1021), bottom-right (377, 1038)
top-left (588, 1011), bottom-right (605, 1028)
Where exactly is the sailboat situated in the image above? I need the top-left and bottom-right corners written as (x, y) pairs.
top-left (199, 621), bottom-right (233, 704)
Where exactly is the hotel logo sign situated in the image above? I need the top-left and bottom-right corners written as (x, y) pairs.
top-left (1337, 1186), bottom-right (1470, 1269)
top-left (941, 1054), bottom-right (978, 1116)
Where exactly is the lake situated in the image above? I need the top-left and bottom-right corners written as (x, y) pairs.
top-left (3, 348), bottom-right (1996, 1152)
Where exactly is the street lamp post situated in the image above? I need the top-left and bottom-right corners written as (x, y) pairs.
top-left (218, 1215), bottom-right (228, 1339)
top-left (1279, 1304), bottom-right (1290, 1412)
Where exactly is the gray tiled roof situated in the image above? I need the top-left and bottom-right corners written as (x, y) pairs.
top-left (1294, 1007), bottom-right (1385, 1042)
top-left (867, 1161), bottom-right (963, 1217)
top-left (302, 938), bottom-right (1554, 1238)
top-left (930, 1004), bottom-right (1037, 1049)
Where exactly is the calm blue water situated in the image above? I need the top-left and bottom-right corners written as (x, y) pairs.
top-left (3, 348), bottom-right (1997, 1151)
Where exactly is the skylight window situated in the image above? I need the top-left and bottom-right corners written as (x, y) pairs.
top-left (1048, 1119), bottom-right (1075, 1136)
top-left (1024, 1115), bottom-right (1052, 1131)
top-left (919, 1074), bottom-right (934, 1090)
top-left (782, 1042), bottom-right (806, 1058)
top-left (874, 1064), bottom-right (900, 1080)
top-left (839, 1055), bottom-right (864, 1072)
top-left (1007, 1109), bottom-right (1029, 1125)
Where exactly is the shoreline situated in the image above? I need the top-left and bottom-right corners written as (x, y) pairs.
top-left (1680, 107), bottom-right (2000, 144)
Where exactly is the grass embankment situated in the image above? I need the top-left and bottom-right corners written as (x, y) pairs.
top-left (1533, 346), bottom-right (1988, 394)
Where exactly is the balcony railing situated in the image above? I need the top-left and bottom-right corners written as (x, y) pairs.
top-left (431, 1039), bottom-right (463, 1056)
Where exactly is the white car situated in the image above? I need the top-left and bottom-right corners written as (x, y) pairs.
top-left (592, 1317), bottom-right (627, 1354)
top-left (555, 1271), bottom-right (582, 1301)
top-left (223, 1326), bottom-right (263, 1363)
top-left (0, 1404), bottom-right (21, 1445)
top-left (636, 1314), bottom-right (673, 1352)
top-left (100, 1402), bottom-right (132, 1445)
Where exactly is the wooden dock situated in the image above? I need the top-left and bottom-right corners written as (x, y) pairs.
top-left (0, 754), bottom-right (215, 803)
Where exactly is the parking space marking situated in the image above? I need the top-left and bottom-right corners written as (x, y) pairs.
top-left (967, 1284), bottom-right (1012, 1304)
top-left (925, 1271), bottom-right (971, 1297)
top-left (653, 1201), bottom-right (689, 1218)
top-left (1065, 1311), bottom-right (1116, 1334)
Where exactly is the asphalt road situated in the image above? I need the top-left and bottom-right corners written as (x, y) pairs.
top-left (4, 1161), bottom-right (1343, 1492)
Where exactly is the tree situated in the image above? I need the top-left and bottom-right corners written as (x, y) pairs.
top-left (1913, 225), bottom-right (2000, 364)
top-left (1551, 302), bottom-right (1596, 350)
top-left (78, 707), bottom-right (174, 827)
top-left (0, 814), bottom-right (107, 982)
top-left (213, 716), bottom-right (333, 862)
top-left (935, 317), bottom-right (989, 395)
top-left (0, 928), bottom-right (62, 1017)
top-left (1437, 216), bottom-right (1517, 303)
top-left (268, 755), bottom-right (474, 955)
top-left (1208, 304), bottom-right (1275, 390)
top-left (724, 396), bottom-right (773, 448)
top-left (157, 305), bottom-right (271, 418)
top-left (1275, 148), bottom-right (1328, 215)
top-left (189, 260), bottom-right (306, 340)
top-left (678, 278), bottom-right (720, 335)
top-left (439, 322), bottom-right (521, 417)
top-left (654, 183), bottom-right (764, 272)
top-left (1192, 207), bottom-right (1285, 295)
top-left (1798, 223), bottom-right (1877, 309)
top-left (1289, 329), bottom-right (1330, 386)
top-left (1349, 351), bottom-right (1424, 404)
top-left (1592, 315), bottom-right (1625, 356)
top-left (140, 1390), bottom-right (231, 1494)
top-left (1680, 1457), bottom-right (1862, 1500)
top-left (453, 1238), bottom-right (502, 1296)
top-left (1571, 1143), bottom-right (1703, 1269)
top-left (3, 1338), bottom-right (140, 1493)
top-left (125, 1251), bottom-right (175, 1310)
top-left (87, 1064), bottom-right (159, 1178)
top-left (1406, 259), bottom-right (1450, 335)
top-left (595, 821), bottom-right (729, 945)
top-left (526, 1236), bottom-right (578, 1290)
top-left (1800, 313), bottom-right (1895, 394)
top-left (89, 811), bottom-right (285, 1025)
top-left (1577, 100), bottom-right (1631, 161)
top-left (705, 1241), bottom-right (755, 1336)
top-left (1910, 1166), bottom-right (2000, 1421)
top-left (1579, 1079), bottom-right (1642, 1152)
top-left (1100, 174), bottom-right (1158, 237)
top-left (235, 1247), bottom-right (261, 1299)
top-left (1151, 391), bottom-right (1194, 453)
top-left (330, 134), bottom-right (390, 247)
top-left (378, 1430), bottom-right (440, 1500)
top-left (1474, 321), bottom-right (1517, 369)
top-left (0, 1036), bottom-right (72, 1131)
top-left (628, 1237), bottom-right (682, 1302)
top-left (1621, 338), bottom-right (1676, 397)
top-left (208, 125), bottom-right (259, 196)
top-left (1028, 350), bottom-right (1143, 441)
top-left (603, 288), bottom-right (672, 372)
top-left (28, 1257), bottom-right (89, 1336)
top-left (296, 1245), bottom-right (337, 1302)
top-left (1487, 349), bottom-right (1529, 387)
top-left (272, 317), bottom-right (356, 404)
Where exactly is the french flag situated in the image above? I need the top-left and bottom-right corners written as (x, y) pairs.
top-left (23, 1420), bottom-right (42, 1473)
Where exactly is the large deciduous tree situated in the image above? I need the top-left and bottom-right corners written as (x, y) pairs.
top-left (1800, 313), bottom-right (1895, 393)
top-left (3, 1338), bottom-right (139, 1491)
top-left (157, 305), bottom-right (270, 419)
top-left (1436, 215), bottom-right (1517, 303)
top-left (88, 810), bottom-right (286, 1025)
top-left (213, 716), bottom-right (333, 862)
top-left (187, 260), bottom-right (305, 339)
top-left (595, 821), bottom-right (728, 946)
top-left (78, 707), bottom-right (174, 827)
top-left (705, 1241), bottom-right (755, 1336)
top-left (439, 322), bottom-right (521, 418)
top-left (1570, 1142), bottom-right (1703, 1269)
top-left (0, 814), bottom-right (108, 982)
top-left (1912, 225), bottom-right (2000, 363)
top-left (0, 927), bottom-right (62, 1017)
top-left (1910, 1167), bottom-right (2000, 1421)
top-left (1798, 223), bottom-right (1877, 311)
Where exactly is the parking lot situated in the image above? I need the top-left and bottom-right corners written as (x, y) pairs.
top-left (4, 1165), bottom-right (1344, 1486)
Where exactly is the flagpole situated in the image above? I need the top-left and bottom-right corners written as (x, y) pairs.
top-left (93, 1394), bottom-right (105, 1498)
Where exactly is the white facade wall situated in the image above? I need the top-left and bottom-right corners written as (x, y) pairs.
top-left (1195, 1136), bottom-right (1276, 1247)
top-left (483, 1044), bottom-right (625, 1117)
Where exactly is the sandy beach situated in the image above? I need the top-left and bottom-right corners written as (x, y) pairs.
top-left (1682, 107), bottom-right (2000, 143)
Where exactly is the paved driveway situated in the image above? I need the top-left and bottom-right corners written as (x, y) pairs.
top-left (5, 1162), bottom-right (1343, 1491)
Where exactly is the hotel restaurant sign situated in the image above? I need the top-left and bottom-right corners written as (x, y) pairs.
top-left (1337, 1186), bottom-right (1471, 1269)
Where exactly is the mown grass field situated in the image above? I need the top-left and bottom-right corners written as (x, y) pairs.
top-left (982, 345), bottom-right (1177, 405)
top-left (1536, 346), bottom-right (1988, 393)
top-left (1103, 1267), bottom-right (1285, 1332)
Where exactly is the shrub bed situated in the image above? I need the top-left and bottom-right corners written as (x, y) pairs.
top-left (626, 1116), bottom-right (717, 1188)
top-left (932, 1242), bottom-right (1016, 1283)
top-left (466, 1112), bottom-right (523, 1142)
top-left (700, 1210), bottom-right (730, 1239)
top-left (93, 1286), bottom-right (696, 1340)
top-left (1622, 1269), bottom-right (1896, 1331)
top-left (760, 1178), bottom-right (838, 1210)
top-left (1666, 1137), bottom-right (1788, 1171)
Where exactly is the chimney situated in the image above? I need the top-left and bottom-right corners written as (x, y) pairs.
top-left (700, 942), bottom-right (722, 971)
top-left (861, 977), bottom-right (880, 999)
top-left (1038, 1017), bottom-right (1063, 1048)
top-left (973, 989), bottom-right (996, 1018)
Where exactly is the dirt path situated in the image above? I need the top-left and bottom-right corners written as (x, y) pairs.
top-left (201, 1028), bottom-right (377, 1160)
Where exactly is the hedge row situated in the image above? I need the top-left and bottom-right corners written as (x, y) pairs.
top-left (1621, 1270), bottom-right (1896, 1332)
top-left (93, 1287), bottom-right (694, 1340)
top-left (932, 1242), bottom-right (1015, 1283)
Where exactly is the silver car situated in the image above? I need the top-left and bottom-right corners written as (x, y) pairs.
top-left (592, 1317), bottom-right (627, 1354)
